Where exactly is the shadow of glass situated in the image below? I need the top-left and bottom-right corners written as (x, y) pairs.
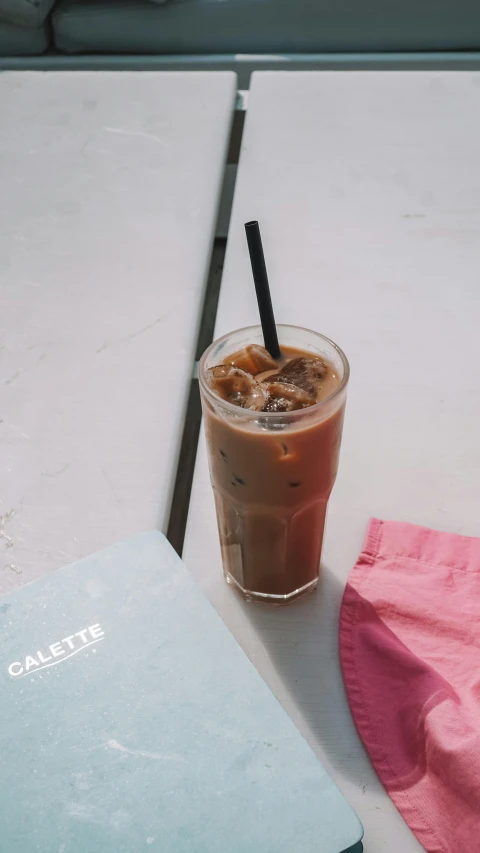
top-left (240, 560), bottom-right (462, 808)
top-left (238, 563), bottom-right (372, 785)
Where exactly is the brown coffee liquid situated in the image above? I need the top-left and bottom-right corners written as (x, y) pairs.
top-left (203, 345), bottom-right (344, 600)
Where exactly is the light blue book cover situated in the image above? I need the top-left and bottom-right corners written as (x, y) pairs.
top-left (0, 531), bottom-right (363, 852)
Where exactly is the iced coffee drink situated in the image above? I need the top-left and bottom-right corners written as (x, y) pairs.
top-left (199, 325), bottom-right (349, 603)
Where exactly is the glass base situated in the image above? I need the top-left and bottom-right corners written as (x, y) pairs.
top-left (224, 571), bottom-right (318, 605)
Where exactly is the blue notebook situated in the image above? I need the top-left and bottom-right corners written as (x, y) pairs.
top-left (0, 531), bottom-right (363, 852)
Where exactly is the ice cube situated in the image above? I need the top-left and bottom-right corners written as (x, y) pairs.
top-left (260, 373), bottom-right (284, 385)
top-left (223, 344), bottom-right (278, 375)
top-left (261, 381), bottom-right (316, 412)
top-left (276, 356), bottom-right (328, 396)
top-left (206, 365), bottom-right (267, 411)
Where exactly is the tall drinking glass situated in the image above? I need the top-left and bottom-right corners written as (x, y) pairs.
top-left (199, 324), bottom-right (349, 604)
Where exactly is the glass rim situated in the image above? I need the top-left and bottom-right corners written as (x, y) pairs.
top-left (198, 323), bottom-right (350, 421)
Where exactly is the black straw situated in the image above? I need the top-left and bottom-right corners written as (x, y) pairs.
top-left (244, 221), bottom-right (280, 359)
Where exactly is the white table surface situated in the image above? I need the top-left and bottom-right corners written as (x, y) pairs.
top-left (0, 70), bottom-right (236, 590)
top-left (184, 71), bottom-right (480, 852)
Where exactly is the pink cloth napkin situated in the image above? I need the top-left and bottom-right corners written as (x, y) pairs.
top-left (340, 518), bottom-right (480, 853)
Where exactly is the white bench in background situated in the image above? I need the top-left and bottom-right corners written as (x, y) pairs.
top-left (0, 70), bottom-right (236, 589)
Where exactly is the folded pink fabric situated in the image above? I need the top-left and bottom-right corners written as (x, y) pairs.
top-left (340, 518), bottom-right (480, 853)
